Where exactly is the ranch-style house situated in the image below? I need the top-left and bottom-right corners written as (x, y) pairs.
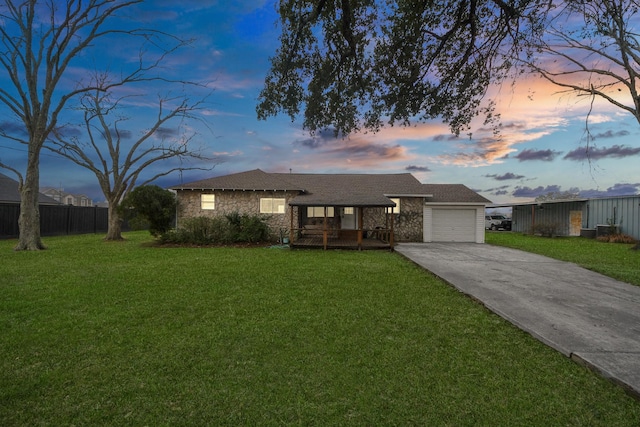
top-left (170, 169), bottom-right (490, 249)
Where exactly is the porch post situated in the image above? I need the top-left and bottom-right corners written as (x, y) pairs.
top-left (385, 208), bottom-right (389, 231)
top-left (289, 204), bottom-right (294, 243)
top-left (389, 208), bottom-right (395, 251)
top-left (357, 207), bottom-right (363, 250)
top-left (323, 206), bottom-right (328, 250)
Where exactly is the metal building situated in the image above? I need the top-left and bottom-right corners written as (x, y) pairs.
top-left (491, 195), bottom-right (640, 240)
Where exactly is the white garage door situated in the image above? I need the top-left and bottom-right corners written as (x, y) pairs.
top-left (432, 209), bottom-right (476, 242)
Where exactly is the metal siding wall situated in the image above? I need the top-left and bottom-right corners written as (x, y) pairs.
top-left (511, 206), bottom-right (530, 233)
top-left (587, 196), bottom-right (640, 240)
top-left (511, 201), bottom-right (586, 235)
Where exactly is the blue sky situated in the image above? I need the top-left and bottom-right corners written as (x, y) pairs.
top-left (1, 1), bottom-right (639, 204)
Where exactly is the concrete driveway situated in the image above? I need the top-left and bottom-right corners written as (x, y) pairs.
top-left (395, 242), bottom-right (640, 399)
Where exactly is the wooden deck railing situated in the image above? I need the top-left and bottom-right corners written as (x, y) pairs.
top-left (289, 227), bottom-right (394, 250)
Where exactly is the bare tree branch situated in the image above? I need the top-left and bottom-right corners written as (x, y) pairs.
top-left (46, 86), bottom-right (219, 240)
top-left (0, 0), bottom-right (202, 249)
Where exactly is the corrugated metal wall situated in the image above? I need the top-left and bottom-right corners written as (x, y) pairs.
top-left (510, 196), bottom-right (640, 239)
top-left (585, 196), bottom-right (640, 239)
top-left (511, 201), bottom-right (586, 236)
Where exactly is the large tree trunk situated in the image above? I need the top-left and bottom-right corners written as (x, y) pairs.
top-left (15, 152), bottom-right (46, 251)
top-left (104, 202), bottom-right (124, 240)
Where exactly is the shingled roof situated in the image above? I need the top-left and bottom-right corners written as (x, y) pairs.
top-left (0, 172), bottom-right (60, 204)
top-left (281, 172), bottom-right (430, 207)
top-left (422, 184), bottom-right (491, 204)
top-left (172, 169), bottom-right (489, 206)
top-left (171, 169), bottom-right (304, 192)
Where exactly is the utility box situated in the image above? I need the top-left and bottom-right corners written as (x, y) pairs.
top-left (596, 224), bottom-right (619, 237)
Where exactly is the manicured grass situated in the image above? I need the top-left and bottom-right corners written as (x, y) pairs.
top-left (2, 232), bottom-right (639, 425)
top-left (486, 232), bottom-right (640, 286)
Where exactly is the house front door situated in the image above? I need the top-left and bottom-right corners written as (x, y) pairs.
top-left (341, 207), bottom-right (357, 229)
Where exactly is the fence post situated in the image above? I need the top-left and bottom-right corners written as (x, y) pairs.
top-left (66, 205), bottom-right (72, 235)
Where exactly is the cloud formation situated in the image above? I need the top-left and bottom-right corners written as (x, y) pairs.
top-left (0, 121), bottom-right (27, 137)
top-left (563, 144), bottom-right (640, 161)
top-left (512, 182), bottom-right (640, 199)
top-left (485, 172), bottom-right (525, 181)
top-left (580, 183), bottom-right (640, 198)
top-left (593, 130), bottom-right (630, 139)
top-left (512, 185), bottom-right (562, 198)
top-left (102, 128), bottom-right (133, 140)
top-left (153, 127), bottom-right (179, 139)
top-left (406, 165), bottom-right (431, 172)
top-left (515, 148), bottom-right (562, 162)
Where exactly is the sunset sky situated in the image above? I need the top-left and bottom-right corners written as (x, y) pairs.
top-left (1, 1), bottom-right (639, 204)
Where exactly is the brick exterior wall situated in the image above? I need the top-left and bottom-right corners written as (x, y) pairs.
top-left (361, 197), bottom-right (423, 242)
top-left (176, 191), bottom-right (425, 243)
top-left (176, 190), bottom-right (296, 238)
top-left (393, 197), bottom-right (424, 241)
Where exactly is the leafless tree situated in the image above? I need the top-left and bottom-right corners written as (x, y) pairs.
top-left (49, 82), bottom-right (215, 241)
top-left (524, 1), bottom-right (640, 136)
top-left (0, 0), bottom-right (190, 250)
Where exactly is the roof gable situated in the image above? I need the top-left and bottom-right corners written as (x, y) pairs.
top-left (0, 173), bottom-right (60, 204)
top-left (422, 184), bottom-right (491, 204)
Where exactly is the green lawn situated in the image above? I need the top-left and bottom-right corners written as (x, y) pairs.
top-left (486, 232), bottom-right (640, 286)
top-left (2, 232), bottom-right (639, 425)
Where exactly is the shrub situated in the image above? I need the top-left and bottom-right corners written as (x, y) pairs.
top-left (530, 222), bottom-right (559, 237)
top-left (225, 212), bottom-right (271, 243)
top-left (120, 185), bottom-right (176, 237)
top-left (160, 213), bottom-right (271, 245)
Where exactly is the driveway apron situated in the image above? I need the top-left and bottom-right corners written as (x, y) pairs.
top-left (395, 242), bottom-right (640, 399)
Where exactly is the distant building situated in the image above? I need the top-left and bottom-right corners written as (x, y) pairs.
top-left (490, 194), bottom-right (640, 240)
top-left (40, 187), bottom-right (94, 207)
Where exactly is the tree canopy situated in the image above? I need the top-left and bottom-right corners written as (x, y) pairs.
top-left (259, 0), bottom-right (640, 143)
top-left (257, 0), bottom-right (552, 136)
top-left (120, 185), bottom-right (177, 237)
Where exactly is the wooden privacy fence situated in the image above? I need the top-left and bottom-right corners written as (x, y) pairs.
top-left (0, 203), bottom-right (112, 239)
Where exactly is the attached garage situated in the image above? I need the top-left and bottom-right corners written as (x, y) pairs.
top-left (420, 184), bottom-right (490, 244)
top-left (432, 209), bottom-right (477, 241)
top-left (423, 205), bottom-right (486, 243)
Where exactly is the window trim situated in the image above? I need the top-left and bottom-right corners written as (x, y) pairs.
top-left (260, 197), bottom-right (286, 214)
top-left (201, 194), bottom-right (215, 210)
top-left (307, 206), bottom-right (335, 217)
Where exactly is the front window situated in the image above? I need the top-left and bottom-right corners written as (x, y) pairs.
top-left (307, 206), bottom-right (335, 217)
top-left (260, 198), bottom-right (286, 214)
top-left (201, 194), bottom-right (215, 210)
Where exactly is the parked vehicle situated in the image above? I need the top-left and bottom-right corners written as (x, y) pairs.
top-left (485, 215), bottom-right (512, 231)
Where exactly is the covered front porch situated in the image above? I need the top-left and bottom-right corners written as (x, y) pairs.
top-left (287, 200), bottom-right (396, 251)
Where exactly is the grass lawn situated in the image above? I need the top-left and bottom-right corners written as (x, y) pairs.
top-left (486, 232), bottom-right (640, 286)
top-left (2, 232), bottom-right (639, 425)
